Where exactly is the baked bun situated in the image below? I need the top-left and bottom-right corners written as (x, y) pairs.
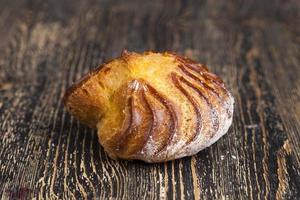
top-left (63, 51), bottom-right (234, 163)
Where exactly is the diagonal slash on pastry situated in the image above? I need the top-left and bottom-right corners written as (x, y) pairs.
top-left (63, 50), bottom-right (234, 163)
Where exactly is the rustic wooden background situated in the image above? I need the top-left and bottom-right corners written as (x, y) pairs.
top-left (0, 0), bottom-right (299, 199)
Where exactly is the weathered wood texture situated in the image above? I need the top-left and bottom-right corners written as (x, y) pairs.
top-left (0, 0), bottom-right (300, 199)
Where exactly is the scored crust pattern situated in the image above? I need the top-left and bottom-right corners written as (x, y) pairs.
top-left (63, 51), bottom-right (234, 163)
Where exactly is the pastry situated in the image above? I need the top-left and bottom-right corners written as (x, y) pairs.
top-left (63, 50), bottom-right (234, 163)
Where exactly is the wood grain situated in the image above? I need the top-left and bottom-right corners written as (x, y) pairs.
top-left (0, 0), bottom-right (299, 199)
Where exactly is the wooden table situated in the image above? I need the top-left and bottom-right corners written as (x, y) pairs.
top-left (0, 0), bottom-right (299, 199)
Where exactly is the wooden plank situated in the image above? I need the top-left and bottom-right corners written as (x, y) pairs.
top-left (0, 0), bottom-right (299, 199)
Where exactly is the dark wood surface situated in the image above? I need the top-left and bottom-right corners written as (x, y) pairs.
top-left (0, 0), bottom-right (300, 199)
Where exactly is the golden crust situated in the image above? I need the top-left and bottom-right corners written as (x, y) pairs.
top-left (63, 51), bottom-right (234, 163)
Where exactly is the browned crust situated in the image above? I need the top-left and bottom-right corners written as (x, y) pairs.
top-left (178, 74), bottom-right (219, 138)
top-left (107, 79), bottom-right (179, 159)
top-left (138, 85), bottom-right (173, 159)
top-left (178, 64), bottom-right (220, 97)
top-left (177, 61), bottom-right (232, 117)
top-left (63, 50), bottom-right (233, 162)
top-left (136, 89), bottom-right (155, 155)
top-left (170, 52), bottom-right (226, 92)
top-left (115, 82), bottom-right (154, 157)
top-left (63, 49), bottom-right (132, 106)
top-left (114, 95), bottom-right (134, 152)
top-left (184, 63), bottom-right (228, 95)
top-left (171, 73), bottom-right (201, 144)
top-left (168, 52), bottom-right (208, 71)
top-left (63, 51), bottom-right (192, 106)
top-left (63, 64), bottom-right (104, 105)
top-left (144, 83), bottom-right (178, 156)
